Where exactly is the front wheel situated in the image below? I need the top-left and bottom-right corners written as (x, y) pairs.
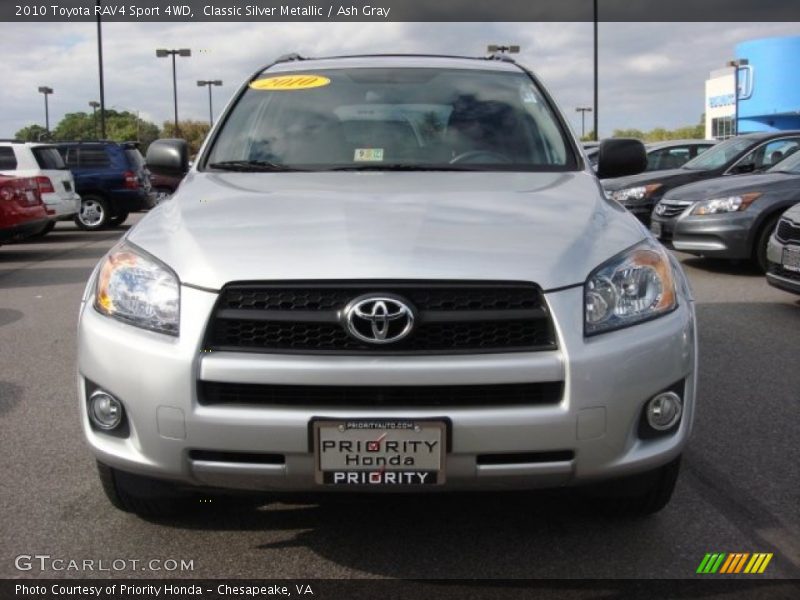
top-left (75, 196), bottom-right (110, 231)
top-left (580, 456), bottom-right (681, 516)
top-left (753, 216), bottom-right (780, 273)
top-left (108, 212), bottom-right (129, 227)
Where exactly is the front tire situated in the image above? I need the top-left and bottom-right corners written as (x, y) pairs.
top-left (581, 456), bottom-right (681, 516)
top-left (753, 216), bottom-right (779, 273)
top-left (108, 211), bottom-right (129, 227)
top-left (97, 462), bottom-right (187, 518)
top-left (75, 196), bottom-right (110, 231)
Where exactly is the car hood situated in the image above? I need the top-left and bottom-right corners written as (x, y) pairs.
top-left (128, 171), bottom-right (646, 291)
top-left (601, 168), bottom-right (694, 191)
top-left (663, 172), bottom-right (800, 201)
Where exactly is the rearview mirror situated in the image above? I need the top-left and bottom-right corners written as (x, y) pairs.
top-left (596, 138), bottom-right (647, 179)
top-left (146, 139), bottom-right (189, 177)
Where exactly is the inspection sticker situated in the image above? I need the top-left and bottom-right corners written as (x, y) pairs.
top-left (354, 148), bottom-right (385, 162)
top-left (249, 75), bottom-right (331, 91)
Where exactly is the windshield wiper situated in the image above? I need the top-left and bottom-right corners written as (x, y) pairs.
top-left (207, 160), bottom-right (304, 172)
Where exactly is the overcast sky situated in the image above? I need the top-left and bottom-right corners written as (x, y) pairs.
top-left (2, 21), bottom-right (798, 138)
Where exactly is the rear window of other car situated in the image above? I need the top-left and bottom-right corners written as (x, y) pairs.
top-left (79, 146), bottom-right (112, 168)
top-left (0, 147), bottom-right (18, 170)
top-left (33, 147), bottom-right (66, 170)
top-left (124, 148), bottom-right (146, 169)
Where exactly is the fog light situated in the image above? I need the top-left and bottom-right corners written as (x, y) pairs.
top-left (646, 392), bottom-right (682, 431)
top-left (89, 391), bottom-right (123, 430)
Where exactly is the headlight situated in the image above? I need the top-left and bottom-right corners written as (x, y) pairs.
top-left (609, 184), bottom-right (662, 204)
top-left (585, 240), bottom-right (677, 335)
top-left (690, 192), bottom-right (762, 215)
top-left (95, 242), bottom-right (180, 335)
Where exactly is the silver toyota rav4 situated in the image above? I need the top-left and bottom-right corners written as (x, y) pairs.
top-left (77, 54), bottom-right (697, 517)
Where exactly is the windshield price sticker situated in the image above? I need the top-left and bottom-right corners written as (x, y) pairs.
top-left (249, 75), bottom-right (331, 91)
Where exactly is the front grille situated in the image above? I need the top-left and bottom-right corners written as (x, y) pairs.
top-left (775, 219), bottom-right (800, 245)
top-left (656, 201), bottom-right (691, 219)
top-left (198, 381), bottom-right (564, 408)
top-left (206, 282), bottom-right (557, 354)
top-left (769, 264), bottom-right (800, 282)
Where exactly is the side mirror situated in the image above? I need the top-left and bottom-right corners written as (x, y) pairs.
top-left (146, 139), bottom-right (189, 177)
top-left (596, 138), bottom-right (647, 179)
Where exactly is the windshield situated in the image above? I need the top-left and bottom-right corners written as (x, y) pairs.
top-left (124, 148), bottom-right (145, 169)
top-left (768, 147), bottom-right (800, 174)
top-left (681, 137), bottom-right (754, 170)
top-left (205, 67), bottom-right (575, 171)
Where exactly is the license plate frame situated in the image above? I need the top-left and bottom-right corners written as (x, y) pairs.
top-left (782, 246), bottom-right (800, 272)
top-left (312, 418), bottom-right (447, 486)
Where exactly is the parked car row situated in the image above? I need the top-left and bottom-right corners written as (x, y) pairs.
top-left (599, 131), bottom-right (800, 277)
top-left (0, 139), bottom-right (172, 241)
top-left (583, 139), bottom-right (715, 172)
top-left (601, 131), bottom-right (800, 225)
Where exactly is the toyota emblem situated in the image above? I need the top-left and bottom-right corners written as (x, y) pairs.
top-left (343, 295), bottom-right (415, 344)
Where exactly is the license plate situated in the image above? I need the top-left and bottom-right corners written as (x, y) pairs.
top-left (782, 246), bottom-right (800, 272)
top-left (313, 419), bottom-right (446, 486)
top-left (651, 221), bottom-right (662, 238)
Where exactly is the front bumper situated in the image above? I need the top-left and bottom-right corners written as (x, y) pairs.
top-left (766, 235), bottom-right (800, 295)
top-left (77, 284), bottom-right (697, 492)
top-left (667, 212), bottom-right (756, 259)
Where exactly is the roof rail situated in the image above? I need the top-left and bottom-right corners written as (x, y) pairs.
top-left (274, 53), bottom-right (306, 64)
top-left (486, 53), bottom-right (517, 63)
top-left (0, 139), bottom-right (24, 143)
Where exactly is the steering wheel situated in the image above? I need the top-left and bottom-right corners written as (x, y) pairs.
top-left (449, 150), bottom-right (512, 165)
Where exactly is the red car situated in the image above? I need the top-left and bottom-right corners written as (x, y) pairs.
top-left (0, 175), bottom-right (48, 245)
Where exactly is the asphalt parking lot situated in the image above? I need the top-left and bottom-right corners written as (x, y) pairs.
top-left (1, 214), bottom-right (798, 580)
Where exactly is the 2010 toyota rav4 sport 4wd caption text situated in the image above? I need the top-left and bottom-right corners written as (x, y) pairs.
top-left (77, 54), bottom-right (697, 518)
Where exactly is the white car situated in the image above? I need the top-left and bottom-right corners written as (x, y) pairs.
top-left (0, 141), bottom-right (81, 235)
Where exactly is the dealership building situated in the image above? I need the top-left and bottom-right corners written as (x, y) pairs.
top-left (705, 35), bottom-right (800, 140)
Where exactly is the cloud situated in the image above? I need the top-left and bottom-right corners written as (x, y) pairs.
top-left (0, 21), bottom-right (798, 138)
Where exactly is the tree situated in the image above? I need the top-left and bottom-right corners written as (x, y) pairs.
top-left (612, 119), bottom-right (705, 142)
top-left (14, 124), bottom-right (50, 142)
top-left (160, 120), bottom-right (210, 156)
top-left (48, 109), bottom-right (160, 149)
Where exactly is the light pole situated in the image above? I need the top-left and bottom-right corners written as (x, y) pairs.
top-left (96, 0), bottom-right (106, 138)
top-left (727, 58), bottom-right (749, 136)
top-left (576, 107), bottom-right (593, 138)
top-left (197, 80), bottom-right (223, 127)
top-left (89, 101), bottom-right (100, 139)
top-left (38, 86), bottom-right (54, 135)
top-left (156, 48), bottom-right (191, 135)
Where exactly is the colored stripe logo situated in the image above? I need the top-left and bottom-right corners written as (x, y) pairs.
top-left (697, 553), bottom-right (773, 574)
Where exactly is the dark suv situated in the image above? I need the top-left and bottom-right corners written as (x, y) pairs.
top-left (57, 141), bottom-right (155, 230)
